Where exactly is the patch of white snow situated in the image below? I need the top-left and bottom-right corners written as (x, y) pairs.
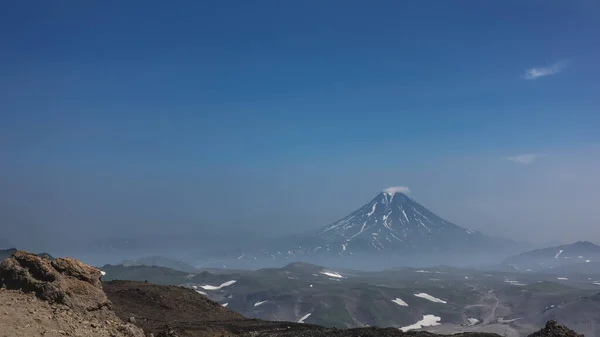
top-left (401, 207), bottom-right (409, 223)
top-left (555, 250), bottom-right (564, 259)
top-left (222, 303), bottom-right (229, 307)
top-left (200, 280), bottom-right (237, 290)
top-left (297, 313), bottom-right (312, 323)
top-left (391, 298), bottom-right (409, 307)
top-left (254, 300), bottom-right (267, 307)
top-left (467, 318), bottom-right (480, 326)
top-left (320, 270), bottom-right (344, 278)
top-left (367, 203), bottom-right (377, 217)
top-left (400, 315), bottom-right (441, 332)
top-left (414, 293), bottom-right (447, 304)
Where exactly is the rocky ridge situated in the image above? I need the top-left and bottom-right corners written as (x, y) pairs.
top-left (528, 320), bottom-right (584, 337)
top-left (0, 250), bottom-right (145, 337)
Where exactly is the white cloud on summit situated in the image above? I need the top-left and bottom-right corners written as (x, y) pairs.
top-left (507, 153), bottom-right (542, 164)
top-left (383, 186), bottom-right (410, 194)
top-left (523, 61), bottom-right (567, 80)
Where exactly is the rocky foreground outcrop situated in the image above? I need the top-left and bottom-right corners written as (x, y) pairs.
top-left (0, 251), bottom-right (586, 337)
top-left (0, 250), bottom-right (145, 337)
top-left (528, 320), bottom-right (584, 337)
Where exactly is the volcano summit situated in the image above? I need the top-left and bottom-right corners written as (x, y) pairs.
top-left (268, 187), bottom-right (516, 257)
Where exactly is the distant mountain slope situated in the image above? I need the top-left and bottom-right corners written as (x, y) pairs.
top-left (100, 264), bottom-right (189, 285)
top-left (503, 241), bottom-right (600, 272)
top-left (536, 293), bottom-right (600, 337)
top-left (121, 256), bottom-right (200, 273)
top-left (264, 189), bottom-right (516, 257)
top-left (0, 248), bottom-right (53, 262)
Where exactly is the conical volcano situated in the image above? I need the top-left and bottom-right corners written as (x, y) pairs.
top-left (307, 187), bottom-right (505, 254)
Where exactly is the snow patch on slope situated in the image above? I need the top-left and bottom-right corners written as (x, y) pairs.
top-left (467, 318), bottom-right (480, 326)
top-left (400, 314), bottom-right (441, 332)
top-left (200, 280), bottom-right (237, 290)
top-left (391, 298), bottom-right (409, 306)
top-left (320, 270), bottom-right (344, 278)
top-left (367, 203), bottom-right (377, 217)
top-left (297, 313), bottom-right (312, 323)
top-left (414, 293), bottom-right (447, 303)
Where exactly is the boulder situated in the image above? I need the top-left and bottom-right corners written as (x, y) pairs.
top-left (528, 320), bottom-right (584, 337)
top-left (0, 250), bottom-right (110, 311)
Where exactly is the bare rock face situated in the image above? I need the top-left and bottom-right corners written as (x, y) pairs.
top-left (528, 320), bottom-right (584, 337)
top-left (0, 250), bottom-right (146, 337)
top-left (0, 250), bottom-right (110, 311)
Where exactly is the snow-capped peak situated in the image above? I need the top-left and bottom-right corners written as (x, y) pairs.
top-left (313, 188), bottom-right (493, 254)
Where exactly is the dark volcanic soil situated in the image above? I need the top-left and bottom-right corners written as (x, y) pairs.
top-left (103, 280), bottom-right (318, 337)
top-left (102, 280), bottom-right (503, 337)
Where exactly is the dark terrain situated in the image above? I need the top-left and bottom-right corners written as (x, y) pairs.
top-left (101, 280), bottom-right (558, 337)
top-left (99, 260), bottom-right (600, 336)
top-left (0, 250), bottom-right (585, 337)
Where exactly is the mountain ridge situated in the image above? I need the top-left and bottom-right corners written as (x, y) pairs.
top-left (502, 241), bottom-right (600, 273)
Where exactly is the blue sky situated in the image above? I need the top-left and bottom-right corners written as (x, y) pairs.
top-left (1, 1), bottom-right (599, 249)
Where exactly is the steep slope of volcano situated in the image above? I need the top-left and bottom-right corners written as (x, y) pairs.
top-left (313, 189), bottom-right (512, 254)
top-left (271, 188), bottom-right (515, 256)
top-left (316, 189), bottom-right (488, 253)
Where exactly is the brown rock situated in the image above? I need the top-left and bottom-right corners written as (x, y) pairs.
top-left (0, 251), bottom-right (110, 311)
top-left (0, 251), bottom-right (146, 337)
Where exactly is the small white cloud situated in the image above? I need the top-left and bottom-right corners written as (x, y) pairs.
top-left (523, 61), bottom-right (567, 80)
top-left (383, 186), bottom-right (410, 194)
top-left (507, 154), bottom-right (542, 164)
